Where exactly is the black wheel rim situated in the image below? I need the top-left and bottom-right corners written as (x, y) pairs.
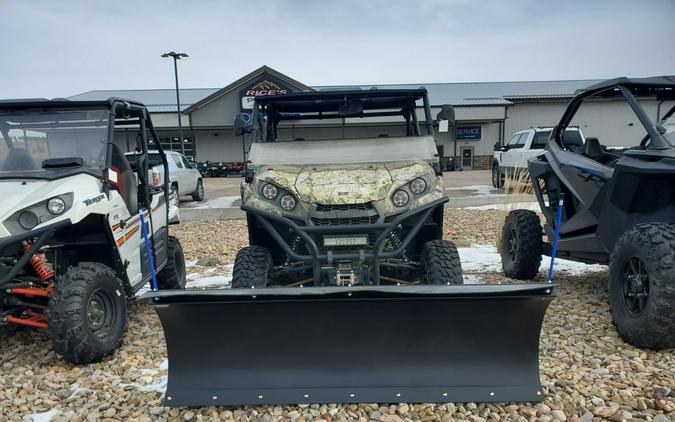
top-left (87, 289), bottom-right (116, 337)
top-left (622, 256), bottom-right (649, 316)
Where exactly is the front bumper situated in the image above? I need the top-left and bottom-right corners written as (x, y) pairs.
top-left (242, 197), bottom-right (448, 285)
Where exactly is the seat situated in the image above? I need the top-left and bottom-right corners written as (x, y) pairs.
top-left (583, 138), bottom-right (605, 160)
top-left (110, 145), bottom-right (138, 214)
top-left (583, 137), bottom-right (620, 167)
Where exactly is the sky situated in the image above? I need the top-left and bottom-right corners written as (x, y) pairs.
top-left (2, 0), bottom-right (674, 98)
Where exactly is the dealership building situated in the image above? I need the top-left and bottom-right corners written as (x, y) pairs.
top-left (69, 66), bottom-right (670, 170)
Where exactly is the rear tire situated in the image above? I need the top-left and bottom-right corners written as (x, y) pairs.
top-left (157, 236), bottom-right (187, 289)
top-left (608, 223), bottom-right (675, 349)
top-left (492, 163), bottom-right (503, 188)
top-left (420, 240), bottom-right (463, 285)
top-left (232, 246), bottom-right (272, 288)
top-left (47, 262), bottom-right (127, 364)
top-left (192, 179), bottom-right (204, 201)
top-left (501, 210), bottom-right (542, 280)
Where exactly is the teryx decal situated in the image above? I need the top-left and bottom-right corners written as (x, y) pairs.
top-left (83, 194), bottom-right (105, 206)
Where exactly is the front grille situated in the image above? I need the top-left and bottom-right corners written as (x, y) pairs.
top-left (316, 203), bottom-right (372, 212)
top-left (311, 215), bottom-right (378, 226)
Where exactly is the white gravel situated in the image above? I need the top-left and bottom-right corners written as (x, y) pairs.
top-left (0, 209), bottom-right (673, 422)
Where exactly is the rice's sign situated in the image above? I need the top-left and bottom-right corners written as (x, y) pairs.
top-left (240, 79), bottom-right (292, 110)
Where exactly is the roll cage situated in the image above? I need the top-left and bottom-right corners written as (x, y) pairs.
top-left (249, 88), bottom-right (436, 143)
top-left (551, 76), bottom-right (675, 152)
top-left (0, 97), bottom-right (170, 210)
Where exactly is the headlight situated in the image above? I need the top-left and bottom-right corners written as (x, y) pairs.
top-left (280, 194), bottom-right (297, 211)
top-left (409, 178), bottom-right (427, 194)
top-left (392, 190), bottom-right (409, 207)
top-left (47, 197), bottom-right (66, 214)
top-left (262, 183), bottom-right (278, 200)
top-left (19, 211), bottom-right (39, 230)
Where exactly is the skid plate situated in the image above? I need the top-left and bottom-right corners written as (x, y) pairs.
top-left (144, 284), bottom-right (554, 406)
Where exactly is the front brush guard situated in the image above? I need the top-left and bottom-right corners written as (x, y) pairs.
top-left (242, 198), bottom-right (448, 285)
top-left (145, 283), bottom-right (555, 406)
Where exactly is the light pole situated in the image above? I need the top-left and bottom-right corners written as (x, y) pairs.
top-left (161, 51), bottom-right (188, 155)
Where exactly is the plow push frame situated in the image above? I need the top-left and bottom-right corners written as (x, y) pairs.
top-left (145, 283), bottom-right (554, 407)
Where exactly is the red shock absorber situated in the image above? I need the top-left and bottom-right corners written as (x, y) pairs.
top-left (22, 242), bottom-right (55, 281)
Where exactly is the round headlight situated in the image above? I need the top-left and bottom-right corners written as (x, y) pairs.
top-left (392, 190), bottom-right (409, 207)
top-left (47, 197), bottom-right (66, 215)
top-left (410, 178), bottom-right (427, 194)
top-left (262, 183), bottom-right (278, 200)
top-left (280, 194), bottom-right (297, 211)
top-left (19, 211), bottom-right (39, 230)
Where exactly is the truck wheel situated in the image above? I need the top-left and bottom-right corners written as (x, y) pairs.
top-left (170, 184), bottom-right (179, 208)
top-left (492, 163), bottom-right (503, 188)
top-left (192, 179), bottom-right (204, 201)
top-left (157, 236), bottom-right (187, 289)
top-left (232, 246), bottom-right (272, 288)
top-left (501, 210), bottom-right (542, 280)
top-left (608, 223), bottom-right (675, 349)
top-left (420, 240), bottom-right (463, 285)
top-left (47, 262), bottom-right (127, 364)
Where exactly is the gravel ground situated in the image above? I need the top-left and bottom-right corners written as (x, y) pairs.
top-left (1, 209), bottom-right (673, 422)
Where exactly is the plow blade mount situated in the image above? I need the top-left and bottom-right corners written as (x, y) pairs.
top-left (145, 284), bottom-right (554, 406)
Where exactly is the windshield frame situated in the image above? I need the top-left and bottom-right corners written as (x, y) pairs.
top-left (0, 107), bottom-right (114, 181)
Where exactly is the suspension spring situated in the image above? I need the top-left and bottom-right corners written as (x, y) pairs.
top-left (22, 242), bottom-right (55, 281)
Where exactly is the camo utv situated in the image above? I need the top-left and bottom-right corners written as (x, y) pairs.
top-left (234, 89), bottom-right (462, 287)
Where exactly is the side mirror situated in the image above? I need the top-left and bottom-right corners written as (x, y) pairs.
top-left (234, 113), bottom-right (252, 136)
top-left (494, 141), bottom-right (507, 152)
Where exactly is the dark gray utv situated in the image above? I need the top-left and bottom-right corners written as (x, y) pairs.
top-left (501, 76), bottom-right (675, 349)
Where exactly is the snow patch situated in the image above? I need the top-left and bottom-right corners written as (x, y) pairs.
top-left (458, 244), bottom-right (606, 276)
top-left (464, 202), bottom-right (541, 211)
top-left (22, 409), bottom-right (61, 422)
top-left (462, 274), bottom-right (484, 284)
top-left (119, 359), bottom-right (169, 395)
top-left (185, 196), bottom-right (240, 209)
top-left (186, 263), bottom-right (233, 289)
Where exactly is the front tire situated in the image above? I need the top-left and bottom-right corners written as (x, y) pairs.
top-left (157, 236), bottom-right (187, 289)
top-left (608, 223), bottom-right (675, 349)
top-left (192, 179), bottom-right (204, 201)
top-left (492, 163), bottom-right (503, 188)
top-left (232, 246), bottom-right (272, 288)
top-left (501, 210), bottom-right (542, 280)
top-left (47, 263), bottom-right (127, 364)
top-left (420, 240), bottom-right (463, 285)
top-left (170, 184), bottom-right (179, 208)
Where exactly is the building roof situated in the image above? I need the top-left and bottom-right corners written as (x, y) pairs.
top-left (68, 69), bottom-right (605, 113)
top-left (68, 88), bottom-right (219, 112)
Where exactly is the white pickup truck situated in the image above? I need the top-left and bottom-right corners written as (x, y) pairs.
top-left (126, 150), bottom-right (204, 205)
top-left (492, 127), bottom-right (584, 187)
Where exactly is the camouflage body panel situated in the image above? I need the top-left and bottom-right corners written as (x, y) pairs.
top-left (244, 161), bottom-right (444, 218)
top-left (295, 165), bottom-right (392, 204)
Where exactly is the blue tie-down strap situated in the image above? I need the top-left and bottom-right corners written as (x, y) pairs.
top-left (140, 211), bottom-right (158, 291)
top-left (547, 195), bottom-right (565, 283)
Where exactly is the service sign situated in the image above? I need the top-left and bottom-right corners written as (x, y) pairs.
top-left (240, 77), bottom-right (293, 111)
top-left (456, 127), bottom-right (482, 140)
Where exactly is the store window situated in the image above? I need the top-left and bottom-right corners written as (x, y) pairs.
top-left (150, 136), bottom-right (195, 160)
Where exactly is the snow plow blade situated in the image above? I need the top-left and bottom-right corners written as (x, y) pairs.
top-left (144, 284), bottom-right (554, 406)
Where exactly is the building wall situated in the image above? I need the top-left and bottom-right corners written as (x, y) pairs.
top-left (505, 98), bottom-right (663, 147)
top-left (189, 90), bottom-right (242, 128)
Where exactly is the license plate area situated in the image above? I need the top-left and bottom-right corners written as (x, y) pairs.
top-left (323, 235), bottom-right (369, 247)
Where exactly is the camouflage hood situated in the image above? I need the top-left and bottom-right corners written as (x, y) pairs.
top-left (254, 162), bottom-right (437, 206)
top-left (295, 165), bottom-right (392, 204)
